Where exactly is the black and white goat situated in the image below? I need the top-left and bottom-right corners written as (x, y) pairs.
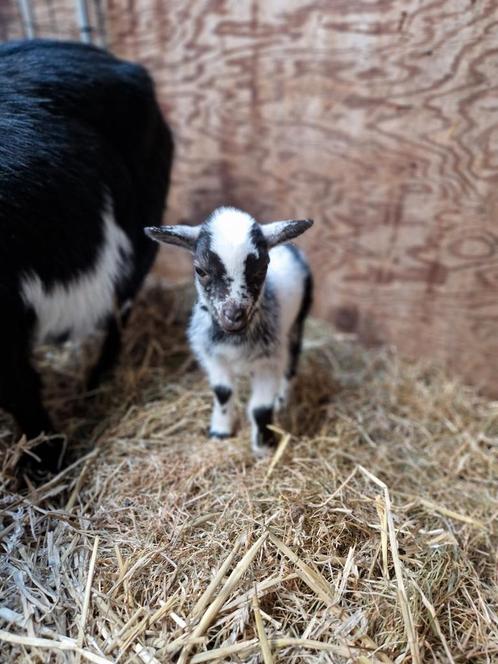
top-left (0, 39), bottom-right (173, 471)
top-left (146, 207), bottom-right (313, 454)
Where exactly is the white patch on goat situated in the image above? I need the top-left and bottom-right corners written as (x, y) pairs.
top-left (267, 245), bottom-right (307, 335)
top-left (209, 207), bottom-right (257, 295)
top-left (21, 198), bottom-right (132, 344)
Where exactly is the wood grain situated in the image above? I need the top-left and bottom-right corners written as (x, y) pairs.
top-left (3, 0), bottom-right (498, 394)
top-left (1, 0), bottom-right (96, 42)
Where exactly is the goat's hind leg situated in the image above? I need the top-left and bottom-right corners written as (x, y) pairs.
top-left (276, 272), bottom-right (313, 412)
top-left (275, 321), bottom-right (302, 412)
top-left (86, 305), bottom-right (131, 391)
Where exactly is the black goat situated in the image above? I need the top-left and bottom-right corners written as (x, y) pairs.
top-left (0, 39), bottom-right (173, 471)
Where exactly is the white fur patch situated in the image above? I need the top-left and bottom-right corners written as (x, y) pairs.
top-left (267, 244), bottom-right (307, 335)
top-left (209, 207), bottom-right (257, 281)
top-left (21, 200), bottom-right (132, 344)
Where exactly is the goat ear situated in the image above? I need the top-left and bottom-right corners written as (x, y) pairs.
top-left (144, 225), bottom-right (200, 251)
top-left (261, 219), bottom-right (313, 248)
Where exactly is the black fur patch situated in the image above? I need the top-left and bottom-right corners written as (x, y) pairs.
top-left (244, 253), bottom-right (269, 299)
top-left (253, 405), bottom-right (276, 447)
top-left (194, 228), bottom-right (231, 298)
top-left (250, 223), bottom-right (268, 254)
top-left (287, 271), bottom-right (313, 379)
top-left (49, 329), bottom-right (70, 345)
top-left (243, 225), bottom-right (269, 299)
top-left (213, 385), bottom-right (232, 405)
top-left (298, 272), bottom-right (313, 326)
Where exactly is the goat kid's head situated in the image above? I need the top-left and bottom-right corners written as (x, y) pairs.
top-left (145, 207), bottom-right (313, 333)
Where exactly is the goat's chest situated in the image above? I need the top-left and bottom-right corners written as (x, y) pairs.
top-left (211, 339), bottom-right (271, 372)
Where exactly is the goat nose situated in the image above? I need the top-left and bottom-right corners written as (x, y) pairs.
top-left (224, 304), bottom-right (245, 323)
top-left (231, 308), bottom-right (245, 323)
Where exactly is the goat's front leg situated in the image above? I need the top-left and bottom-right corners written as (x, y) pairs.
top-left (203, 360), bottom-right (236, 439)
top-left (0, 347), bottom-right (64, 474)
top-left (248, 363), bottom-right (281, 455)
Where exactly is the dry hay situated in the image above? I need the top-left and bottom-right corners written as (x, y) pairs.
top-left (0, 281), bottom-right (497, 664)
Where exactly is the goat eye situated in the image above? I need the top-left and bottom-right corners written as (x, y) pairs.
top-left (195, 266), bottom-right (207, 278)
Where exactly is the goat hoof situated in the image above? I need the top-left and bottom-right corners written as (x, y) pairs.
top-left (252, 435), bottom-right (277, 459)
top-left (208, 430), bottom-right (231, 440)
top-left (253, 429), bottom-right (278, 456)
top-left (86, 368), bottom-right (108, 393)
top-left (252, 442), bottom-right (274, 459)
top-left (259, 428), bottom-right (278, 447)
top-left (20, 436), bottom-right (66, 480)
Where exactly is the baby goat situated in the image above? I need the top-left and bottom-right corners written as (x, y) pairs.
top-left (146, 207), bottom-right (313, 454)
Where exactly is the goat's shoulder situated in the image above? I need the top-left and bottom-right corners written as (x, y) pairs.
top-left (267, 244), bottom-right (309, 296)
top-left (265, 244), bottom-right (310, 335)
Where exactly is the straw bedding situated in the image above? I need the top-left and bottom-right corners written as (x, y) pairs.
top-left (0, 282), bottom-right (497, 663)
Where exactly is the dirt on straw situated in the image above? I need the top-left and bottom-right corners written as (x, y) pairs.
top-left (1, 281), bottom-right (497, 663)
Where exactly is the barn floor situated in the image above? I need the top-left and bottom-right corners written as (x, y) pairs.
top-left (0, 282), bottom-right (497, 663)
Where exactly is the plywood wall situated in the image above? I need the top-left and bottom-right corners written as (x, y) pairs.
top-left (3, 0), bottom-right (498, 394)
top-left (1, 0), bottom-right (80, 41)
